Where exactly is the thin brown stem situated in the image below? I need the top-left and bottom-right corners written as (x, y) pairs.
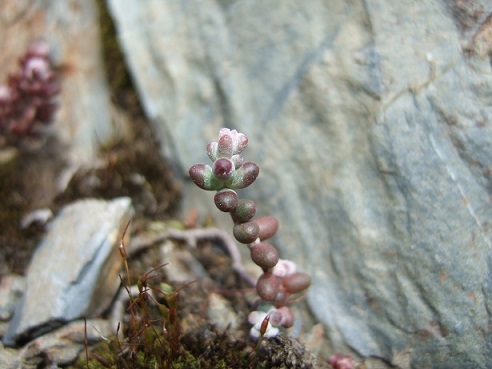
top-left (129, 227), bottom-right (257, 287)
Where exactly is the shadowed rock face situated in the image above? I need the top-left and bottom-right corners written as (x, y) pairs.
top-left (3, 198), bottom-right (134, 346)
top-left (106, 1), bottom-right (492, 367)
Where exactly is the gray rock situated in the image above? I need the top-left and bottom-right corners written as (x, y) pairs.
top-left (3, 198), bottom-right (133, 346)
top-left (0, 275), bottom-right (25, 322)
top-left (20, 319), bottom-right (112, 369)
top-left (0, 342), bottom-right (18, 369)
top-left (107, 1), bottom-right (492, 368)
top-left (207, 292), bottom-right (240, 330)
top-left (0, 319), bottom-right (111, 369)
top-left (0, 274), bottom-right (26, 339)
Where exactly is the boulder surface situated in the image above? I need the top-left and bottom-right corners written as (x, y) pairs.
top-left (3, 197), bottom-right (133, 346)
top-left (107, 1), bottom-right (492, 368)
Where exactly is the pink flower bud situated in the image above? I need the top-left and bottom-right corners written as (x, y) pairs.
top-left (218, 131), bottom-right (233, 157)
top-left (24, 57), bottom-right (50, 80)
top-left (212, 157), bottom-right (235, 181)
top-left (218, 128), bottom-right (248, 155)
top-left (234, 133), bottom-right (248, 154)
top-left (207, 142), bottom-right (218, 161)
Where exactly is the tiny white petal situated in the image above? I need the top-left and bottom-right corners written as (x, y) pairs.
top-left (263, 326), bottom-right (279, 338)
top-left (248, 310), bottom-right (267, 325)
top-left (272, 259), bottom-right (297, 277)
top-left (250, 326), bottom-right (261, 339)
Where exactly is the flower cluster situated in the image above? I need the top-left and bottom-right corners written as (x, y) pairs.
top-left (189, 129), bottom-right (258, 191)
top-left (189, 128), bottom-right (311, 338)
top-left (0, 41), bottom-right (59, 142)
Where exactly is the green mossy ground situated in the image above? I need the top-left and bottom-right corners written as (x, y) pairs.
top-left (72, 325), bottom-right (269, 369)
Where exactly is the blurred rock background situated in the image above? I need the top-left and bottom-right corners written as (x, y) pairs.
top-left (1, 1), bottom-right (492, 368)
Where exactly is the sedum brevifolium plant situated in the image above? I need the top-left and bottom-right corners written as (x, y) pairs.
top-left (0, 41), bottom-right (59, 142)
top-left (189, 128), bottom-right (311, 339)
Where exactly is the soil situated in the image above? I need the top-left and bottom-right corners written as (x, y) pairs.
top-left (0, 135), bottom-right (66, 275)
top-left (0, 89), bottom-right (181, 276)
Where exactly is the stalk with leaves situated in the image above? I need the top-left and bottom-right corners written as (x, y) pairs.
top-left (189, 128), bottom-right (311, 338)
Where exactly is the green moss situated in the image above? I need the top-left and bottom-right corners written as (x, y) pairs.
top-left (170, 351), bottom-right (202, 369)
top-left (71, 321), bottom-right (271, 369)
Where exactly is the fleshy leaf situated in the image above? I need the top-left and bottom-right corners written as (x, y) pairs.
top-left (256, 216), bottom-right (279, 241)
top-left (189, 164), bottom-right (224, 191)
top-left (226, 162), bottom-right (259, 189)
top-left (256, 272), bottom-right (280, 301)
top-left (212, 157), bottom-right (235, 181)
top-left (206, 142), bottom-right (218, 161)
top-left (250, 242), bottom-right (279, 270)
top-left (214, 189), bottom-right (239, 212)
top-left (231, 199), bottom-right (256, 223)
top-left (233, 221), bottom-right (260, 244)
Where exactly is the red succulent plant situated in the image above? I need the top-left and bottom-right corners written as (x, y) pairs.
top-left (0, 41), bottom-right (59, 143)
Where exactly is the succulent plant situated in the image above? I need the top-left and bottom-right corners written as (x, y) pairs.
top-left (0, 41), bottom-right (59, 143)
top-left (189, 128), bottom-right (311, 338)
